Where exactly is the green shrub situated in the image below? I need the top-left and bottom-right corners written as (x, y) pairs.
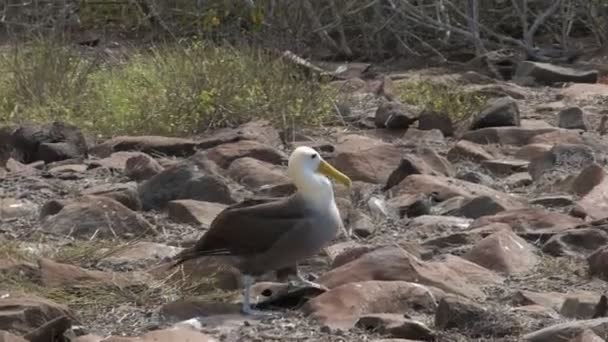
top-left (396, 80), bottom-right (486, 122)
top-left (0, 39), bottom-right (337, 136)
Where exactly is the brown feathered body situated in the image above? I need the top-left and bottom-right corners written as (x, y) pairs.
top-left (172, 193), bottom-right (342, 276)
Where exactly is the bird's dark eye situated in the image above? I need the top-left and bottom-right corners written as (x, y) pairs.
top-left (311, 154), bottom-right (317, 159)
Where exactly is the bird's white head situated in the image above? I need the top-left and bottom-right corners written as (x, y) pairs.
top-left (288, 146), bottom-right (352, 207)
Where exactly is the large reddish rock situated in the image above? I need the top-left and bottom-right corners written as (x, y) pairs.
top-left (302, 281), bottom-right (442, 329)
top-left (101, 326), bottom-right (217, 342)
top-left (226, 157), bottom-right (289, 189)
top-left (463, 228), bottom-right (538, 275)
top-left (37, 258), bottom-right (146, 288)
top-left (316, 247), bottom-right (502, 300)
top-left (572, 164), bottom-right (606, 197)
top-left (329, 134), bottom-right (403, 184)
top-left (468, 208), bottom-right (582, 235)
top-left (0, 294), bottom-right (74, 336)
top-left (205, 140), bottom-right (287, 168)
top-left (385, 153), bottom-right (451, 190)
top-left (588, 246), bottom-right (608, 281)
top-left (461, 126), bottom-right (557, 146)
top-left (198, 120), bottom-right (283, 150)
top-left (576, 166), bottom-right (608, 220)
top-left (41, 196), bottom-right (155, 239)
top-left (523, 318), bottom-right (608, 342)
top-left (167, 200), bottom-right (227, 227)
top-left (515, 143), bottom-right (552, 161)
top-left (0, 331), bottom-right (27, 342)
top-left (447, 140), bottom-right (494, 163)
top-left (124, 153), bottom-right (164, 181)
top-left (388, 174), bottom-right (526, 209)
top-left (90, 136), bottom-right (198, 158)
top-left (356, 314), bottom-right (435, 340)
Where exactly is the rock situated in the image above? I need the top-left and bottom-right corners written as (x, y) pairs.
top-left (515, 61), bottom-right (599, 85)
top-left (570, 329), bottom-right (606, 342)
top-left (447, 140), bottom-right (493, 163)
top-left (226, 157), bottom-right (289, 189)
top-left (124, 153), bottom-right (164, 181)
top-left (205, 140), bottom-right (287, 168)
top-left (542, 229), bottom-right (608, 257)
top-left (511, 305), bottom-right (561, 320)
top-left (98, 242), bottom-right (182, 270)
top-left (88, 151), bottom-right (148, 172)
top-left (469, 208), bottom-right (582, 235)
top-left (389, 174), bottom-right (526, 210)
top-left (41, 196), bottom-right (155, 239)
top-left (81, 184), bottom-right (142, 212)
top-left (137, 161), bottom-right (234, 210)
top-left (330, 134), bottom-right (403, 184)
top-left (528, 144), bottom-right (595, 181)
top-left (576, 166), bottom-right (608, 220)
top-left (385, 154), bottom-right (448, 190)
top-left (10, 121), bottom-right (88, 164)
top-left (356, 314), bottom-right (435, 341)
top-left (470, 97), bottom-right (520, 130)
top-left (0, 331), bottom-right (27, 342)
top-left (531, 195), bottom-right (575, 208)
top-left (402, 128), bottom-right (446, 146)
top-left (559, 107), bottom-right (588, 131)
top-left (101, 327), bottom-right (217, 342)
top-left (435, 296), bottom-right (519, 337)
top-left (316, 247), bottom-right (502, 300)
top-left (0, 294), bottom-right (73, 336)
top-left (374, 101), bottom-right (419, 129)
top-left (0, 199), bottom-right (37, 220)
top-left (529, 130), bottom-right (585, 145)
top-left (302, 281), bottom-right (441, 329)
top-left (504, 172), bottom-right (533, 188)
top-left (515, 143), bottom-right (553, 161)
top-left (463, 228), bottom-right (538, 275)
top-left (482, 159), bottom-right (529, 176)
top-left (450, 195), bottom-right (508, 219)
top-left (561, 293), bottom-right (604, 320)
top-left (462, 127), bottom-right (557, 146)
top-left (351, 214), bottom-right (376, 238)
top-left (324, 241), bottom-right (377, 268)
top-left (434, 296), bottom-right (485, 331)
top-left (89, 136), bottom-right (198, 158)
top-left (588, 246), bottom-right (608, 281)
top-left (37, 258), bottom-right (141, 287)
top-left (167, 200), bottom-right (226, 226)
top-left (572, 164), bottom-right (606, 197)
top-left (456, 171), bottom-right (493, 185)
top-left (158, 300), bottom-right (241, 322)
top-left (70, 335), bottom-right (104, 342)
top-left (418, 111), bottom-right (454, 137)
top-left (199, 120), bottom-right (283, 150)
top-left (523, 317), bottom-right (608, 342)
top-left (417, 147), bottom-right (454, 177)
top-left (513, 290), bottom-right (573, 311)
top-left (177, 175), bottom-right (235, 205)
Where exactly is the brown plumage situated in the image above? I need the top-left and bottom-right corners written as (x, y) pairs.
top-left (170, 146), bottom-right (352, 315)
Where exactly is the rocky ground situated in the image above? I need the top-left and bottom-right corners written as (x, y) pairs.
top-left (2, 60), bottom-right (608, 342)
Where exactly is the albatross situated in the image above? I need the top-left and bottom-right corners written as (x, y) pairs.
top-left (171, 146), bottom-right (352, 315)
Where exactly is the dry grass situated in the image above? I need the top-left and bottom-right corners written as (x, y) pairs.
top-left (0, 37), bottom-right (337, 136)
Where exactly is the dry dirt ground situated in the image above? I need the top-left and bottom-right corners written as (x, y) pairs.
top-left (2, 61), bottom-right (608, 342)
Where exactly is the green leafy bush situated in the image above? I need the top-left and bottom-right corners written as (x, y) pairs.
top-left (397, 80), bottom-right (486, 122)
top-left (0, 39), bottom-right (336, 136)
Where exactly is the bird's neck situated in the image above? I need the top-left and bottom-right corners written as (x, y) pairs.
top-left (295, 173), bottom-right (336, 211)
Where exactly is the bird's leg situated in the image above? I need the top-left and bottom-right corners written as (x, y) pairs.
top-left (240, 274), bottom-right (273, 316)
top-left (287, 267), bottom-right (329, 292)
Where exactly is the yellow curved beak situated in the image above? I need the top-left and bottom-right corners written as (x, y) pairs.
top-left (317, 160), bottom-right (352, 188)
